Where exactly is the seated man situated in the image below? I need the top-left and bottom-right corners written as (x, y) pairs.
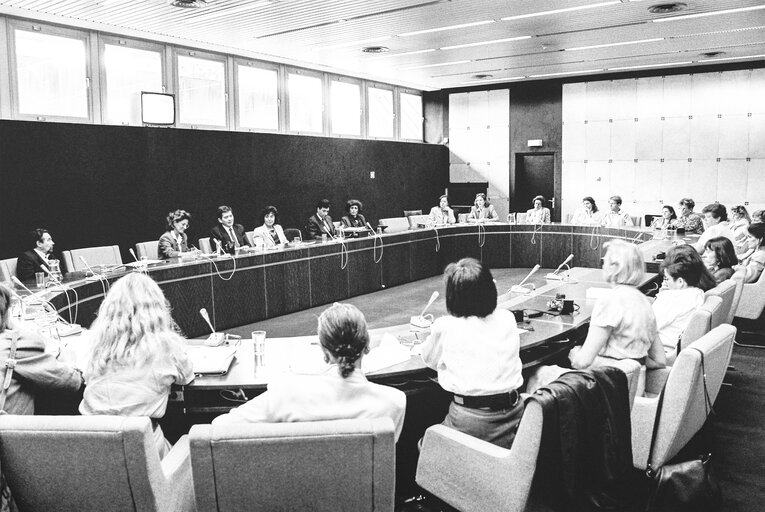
top-left (16, 228), bottom-right (55, 282)
top-left (210, 205), bottom-right (249, 254)
top-left (306, 199), bottom-right (336, 240)
top-left (692, 203), bottom-right (735, 254)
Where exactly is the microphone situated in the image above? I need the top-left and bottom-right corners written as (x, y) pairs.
top-left (411, 291), bottom-right (439, 328)
top-left (39, 264), bottom-right (63, 285)
top-left (200, 307), bottom-right (225, 346)
top-left (365, 222), bottom-right (378, 237)
top-left (129, 248), bottom-right (139, 262)
top-left (510, 264), bottom-right (540, 294)
top-left (546, 254), bottom-right (574, 280)
top-left (79, 256), bottom-right (101, 280)
top-left (11, 276), bottom-right (55, 314)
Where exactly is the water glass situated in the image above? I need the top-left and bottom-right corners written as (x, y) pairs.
top-left (251, 330), bottom-right (266, 367)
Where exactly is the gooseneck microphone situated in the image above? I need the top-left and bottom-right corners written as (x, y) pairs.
top-left (411, 291), bottom-right (439, 328)
top-left (79, 256), bottom-right (100, 278)
top-left (129, 248), bottom-right (139, 262)
top-left (419, 291), bottom-right (439, 318)
top-left (200, 307), bottom-right (225, 346)
top-left (546, 254), bottom-right (574, 280)
top-left (510, 264), bottom-right (541, 294)
top-left (39, 264), bottom-right (62, 285)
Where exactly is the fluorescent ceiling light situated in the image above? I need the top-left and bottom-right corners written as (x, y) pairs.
top-left (401, 60), bottom-right (471, 70)
top-left (398, 20), bottom-right (495, 37)
top-left (698, 53), bottom-right (765, 63)
top-left (320, 36), bottom-right (392, 50)
top-left (652, 5), bottom-right (765, 23)
top-left (198, 0), bottom-right (277, 20)
top-left (669, 25), bottom-right (765, 38)
top-left (529, 69), bottom-right (603, 78)
top-left (608, 61), bottom-right (692, 71)
top-left (370, 48), bottom-right (438, 59)
top-left (565, 37), bottom-right (664, 51)
top-left (501, 2), bottom-right (620, 22)
top-left (441, 36), bottom-right (532, 51)
top-left (460, 76), bottom-right (525, 85)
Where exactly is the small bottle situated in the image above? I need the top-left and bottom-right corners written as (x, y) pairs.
top-left (377, 227), bottom-right (382, 235)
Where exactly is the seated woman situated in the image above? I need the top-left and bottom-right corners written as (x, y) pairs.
top-left (599, 195), bottom-right (633, 227)
top-left (429, 194), bottom-right (456, 225)
top-left (702, 237), bottom-right (737, 284)
top-left (0, 284), bottom-right (84, 416)
top-left (570, 240), bottom-right (665, 371)
top-left (158, 209), bottom-right (192, 258)
top-left (419, 258), bottom-right (523, 449)
top-left (734, 223), bottom-right (765, 283)
top-left (570, 196), bottom-right (601, 225)
top-left (675, 198), bottom-right (705, 234)
top-left (212, 303), bottom-right (406, 441)
top-left (467, 193), bottom-right (499, 222)
top-left (651, 205), bottom-right (677, 230)
top-left (652, 246), bottom-right (707, 360)
top-left (525, 195), bottom-right (551, 224)
top-left (253, 206), bottom-right (288, 248)
top-left (79, 273), bottom-right (194, 458)
top-left (341, 199), bottom-right (367, 235)
top-left (730, 205), bottom-right (751, 253)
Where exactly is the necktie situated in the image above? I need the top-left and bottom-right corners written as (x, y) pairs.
top-left (228, 227), bottom-right (239, 247)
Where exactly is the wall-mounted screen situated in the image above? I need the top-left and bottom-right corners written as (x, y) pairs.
top-left (141, 92), bottom-right (175, 126)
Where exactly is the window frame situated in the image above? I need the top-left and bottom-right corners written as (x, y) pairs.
top-left (398, 87), bottom-right (424, 142)
top-left (173, 47), bottom-right (229, 130)
top-left (8, 21), bottom-right (93, 123)
top-left (366, 82), bottom-right (396, 140)
top-left (328, 74), bottom-right (363, 138)
top-left (233, 58), bottom-right (282, 133)
top-left (285, 67), bottom-right (326, 135)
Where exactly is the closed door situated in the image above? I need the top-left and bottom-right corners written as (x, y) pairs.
top-left (514, 153), bottom-right (556, 219)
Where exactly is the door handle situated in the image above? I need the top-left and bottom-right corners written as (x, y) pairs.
top-left (551, 197), bottom-right (555, 209)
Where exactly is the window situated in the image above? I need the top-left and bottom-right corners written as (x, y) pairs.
top-left (237, 63), bottom-right (279, 131)
top-left (330, 79), bottom-right (361, 136)
top-left (13, 27), bottom-right (89, 119)
top-left (399, 91), bottom-right (423, 141)
top-left (368, 85), bottom-right (394, 138)
top-left (287, 71), bottom-right (323, 133)
top-left (103, 42), bottom-right (163, 125)
top-left (176, 53), bottom-right (226, 127)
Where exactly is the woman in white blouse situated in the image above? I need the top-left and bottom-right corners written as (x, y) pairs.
top-left (570, 196), bottom-right (602, 225)
top-left (253, 206), bottom-right (288, 248)
top-left (467, 193), bottom-right (499, 222)
top-left (525, 195), bottom-right (551, 224)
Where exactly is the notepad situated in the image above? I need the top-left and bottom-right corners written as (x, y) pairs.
top-left (186, 346), bottom-right (238, 375)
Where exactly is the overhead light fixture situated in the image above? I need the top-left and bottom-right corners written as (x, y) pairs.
top-left (362, 46), bottom-right (389, 54)
top-left (460, 76), bottom-right (525, 85)
top-left (471, 74), bottom-right (494, 79)
top-left (652, 4), bottom-right (765, 22)
top-left (369, 49), bottom-right (438, 59)
top-left (440, 36), bottom-right (532, 51)
top-left (608, 61), bottom-right (692, 71)
top-left (398, 20), bottom-right (495, 37)
top-left (529, 69), bottom-right (603, 78)
top-left (669, 26), bottom-right (765, 38)
top-left (401, 60), bottom-right (471, 70)
top-left (699, 51), bottom-right (726, 58)
top-left (320, 36), bottom-right (392, 50)
top-left (501, 2), bottom-right (621, 22)
top-left (565, 37), bottom-right (664, 51)
top-left (647, 3), bottom-right (687, 14)
top-left (171, 0), bottom-right (208, 8)
top-left (698, 53), bottom-right (765, 63)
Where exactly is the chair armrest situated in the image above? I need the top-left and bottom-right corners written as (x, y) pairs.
top-left (630, 396), bottom-right (660, 470)
top-left (644, 367), bottom-right (671, 396)
top-left (161, 435), bottom-right (195, 512)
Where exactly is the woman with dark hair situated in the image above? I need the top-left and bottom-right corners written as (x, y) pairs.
top-left (652, 205), bottom-right (677, 230)
top-left (158, 209), bottom-right (192, 259)
top-left (676, 198), bottom-right (704, 234)
top-left (525, 195), bottom-right (551, 224)
top-left (212, 303), bottom-right (406, 441)
top-left (429, 194), bottom-right (456, 225)
top-left (467, 193), bottom-right (499, 222)
top-left (570, 196), bottom-right (601, 225)
top-left (419, 258), bottom-right (523, 448)
top-left (734, 223), bottom-right (765, 283)
top-left (253, 206), bottom-right (288, 247)
top-left (341, 199), bottom-right (367, 229)
top-left (702, 237), bottom-right (737, 284)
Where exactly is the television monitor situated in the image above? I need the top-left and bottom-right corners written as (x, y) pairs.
top-left (141, 92), bottom-right (176, 126)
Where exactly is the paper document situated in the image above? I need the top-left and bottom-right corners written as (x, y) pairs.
top-left (187, 346), bottom-right (238, 375)
top-left (362, 333), bottom-right (412, 373)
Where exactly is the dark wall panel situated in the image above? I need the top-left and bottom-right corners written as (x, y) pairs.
top-left (0, 121), bottom-right (448, 260)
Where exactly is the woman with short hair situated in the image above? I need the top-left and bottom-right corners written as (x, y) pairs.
top-left (420, 258), bottom-right (524, 449)
top-left (79, 273), bottom-right (194, 457)
top-left (675, 198), bottom-right (704, 234)
top-left (341, 199), bottom-right (367, 231)
top-left (158, 209), bottom-right (192, 258)
top-left (253, 205), bottom-right (288, 247)
top-left (702, 237), bottom-right (738, 284)
top-left (525, 195), bottom-right (551, 224)
top-left (212, 303), bottom-right (407, 441)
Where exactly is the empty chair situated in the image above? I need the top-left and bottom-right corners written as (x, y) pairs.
top-left (514, 212), bottom-right (527, 224)
top-left (403, 209), bottom-right (422, 217)
top-left (198, 237), bottom-right (212, 254)
top-left (61, 245), bottom-right (122, 273)
top-left (0, 258), bottom-right (17, 283)
top-left (189, 418), bottom-right (395, 512)
top-left (0, 415), bottom-right (194, 512)
top-left (244, 230), bottom-right (255, 246)
top-left (282, 228), bottom-right (302, 242)
top-left (631, 325), bottom-right (736, 470)
top-left (674, 295), bottom-right (722, 360)
top-left (407, 214), bottom-right (431, 230)
top-left (704, 279), bottom-right (736, 328)
top-left (378, 217), bottom-right (410, 234)
top-left (416, 399), bottom-right (543, 512)
top-left (734, 269), bottom-right (765, 320)
top-left (135, 240), bottom-right (160, 260)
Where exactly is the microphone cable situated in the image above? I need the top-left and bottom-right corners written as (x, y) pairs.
top-left (432, 225), bottom-right (441, 253)
top-left (339, 238), bottom-right (349, 270)
top-left (477, 222), bottom-right (486, 247)
top-left (530, 221), bottom-right (544, 245)
top-left (197, 250), bottom-right (238, 281)
top-left (590, 224), bottom-right (601, 250)
top-left (368, 225), bottom-right (384, 264)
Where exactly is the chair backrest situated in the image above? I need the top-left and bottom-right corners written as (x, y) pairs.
top-left (403, 209), bottom-right (422, 217)
top-left (734, 268), bottom-right (765, 320)
top-left (244, 230), bottom-right (255, 246)
top-left (408, 214), bottom-right (431, 230)
top-left (644, 214), bottom-right (661, 227)
top-left (0, 415), bottom-right (172, 512)
top-left (458, 213), bottom-right (469, 223)
top-left (282, 228), bottom-right (302, 242)
top-left (515, 212), bottom-right (527, 224)
top-left (0, 258), bottom-right (17, 283)
top-left (416, 399), bottom-right (543, 512)
top-left (198, 237), bottom-right (212, 254)
top-left (704, 279), bottom-right (736, 328)
top-left (637, 324), bottom-right (736, 469)
top-left (378, 217), bottom-right (409, 233)
top-left (135, 240), bottom-right (160, 260)
top-left (189, 418), bottom-right (395, 512)
top-left (61, 245), bottom-right (122, 272)
top-left (677, 294), bottom-right (721, 356)
top-left (602, 358), bottom-right (643, 409)
top-left (631, 215), bottom-right (643, 228)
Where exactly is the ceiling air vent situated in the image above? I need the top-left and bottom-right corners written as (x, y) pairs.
top-left (700, 51), bottom-right (726, 58)
top-left (171, 0), bottom-right (209, 8)
top-left (648, 3), bottom-right (688, 14)
top-left (472, 74), bottom-right (494, 80)
top-left (362, 46), bottom-right (389, 54)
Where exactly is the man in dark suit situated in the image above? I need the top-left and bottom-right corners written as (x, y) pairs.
top-left (210, 206), bottom-right (249, 255)
top-left (306, 199), bottom-right (336, 240)
top-left (16, 228), bottom-right (55, 282)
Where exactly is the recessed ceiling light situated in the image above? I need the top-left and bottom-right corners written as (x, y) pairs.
top-left (362, 46), bottom-right (389, 54)
top-left (608, 61), bottom-right (692, 71)
top-left (501, 2), bottom-right (621, 22)
top-left (440, 36), bottom-right (532, 51)
top-left (647, 3), bottom-right (687, 14)
top-left (565, 37), bottom-right (664, 51)
top-left (398, 20), bottom-right (495, 38)
top-left (652, 4), bottom-right (765, 22)
top-left (529, 69), bottom-right (603, 78)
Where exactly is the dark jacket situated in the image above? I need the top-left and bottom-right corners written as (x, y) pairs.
top-left (210, 223), bottom-right (248, 254)
top-left (306, 214), bottom-right (335, 240)
top-left (16, 250), bottom-right (50, 282)
top-left (530, 367), bottom-right (633, 512)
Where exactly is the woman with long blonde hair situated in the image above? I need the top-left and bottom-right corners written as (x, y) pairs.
top-left (79, 272), bottom-right (193, 457)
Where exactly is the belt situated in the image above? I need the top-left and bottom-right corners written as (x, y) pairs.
top-left (453, 390), bottom-right (519, 411)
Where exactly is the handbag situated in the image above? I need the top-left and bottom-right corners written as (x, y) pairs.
top-left (644, 347), bottom-right (722, 512)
